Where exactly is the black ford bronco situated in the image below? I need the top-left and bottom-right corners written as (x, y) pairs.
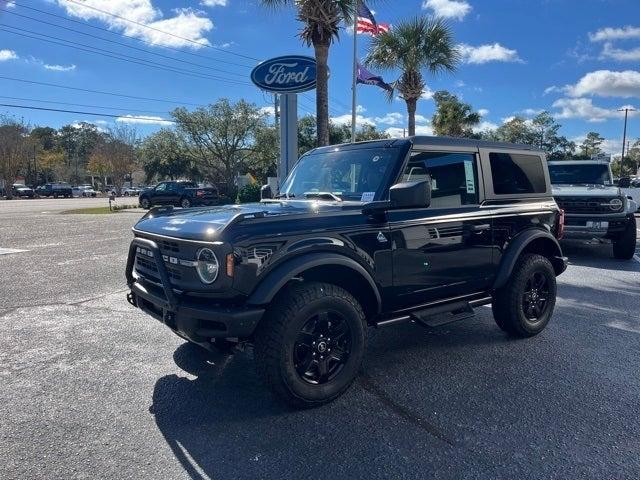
top-left (126, 137), bottom-right (567, 407)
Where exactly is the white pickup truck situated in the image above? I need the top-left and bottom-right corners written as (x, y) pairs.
top-left (549, 160), bottom-right (638, 260)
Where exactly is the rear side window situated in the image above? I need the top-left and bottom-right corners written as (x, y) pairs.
top-left (402, 152), bottom-right (479, 208)
top-left (489, 153), bottom-right (546, 195)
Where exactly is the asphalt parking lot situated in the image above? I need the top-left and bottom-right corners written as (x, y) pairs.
top-left (1, 198), bottom-right (640, 479)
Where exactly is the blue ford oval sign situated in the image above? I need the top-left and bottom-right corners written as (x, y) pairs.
top-left (251, 55), bottom-right (317, 94)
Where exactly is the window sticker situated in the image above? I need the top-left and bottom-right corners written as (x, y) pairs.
top-left (464, 160), bottom-right (476, 194)
top-left (360, 191), bottom-right (375, 202)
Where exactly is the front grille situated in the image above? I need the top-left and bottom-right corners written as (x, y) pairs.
top-left (555, 196), bottom-right (622, 214)
top-left (135, 255), bottom-right (182, 281)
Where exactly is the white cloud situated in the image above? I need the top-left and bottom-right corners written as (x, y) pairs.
top-left (455, 80), bottom-right (466, 87)
top-left (589, 26), bottom-right (640, 42)
top-left (386, 124), bottom-right (434, 137)
top-left (600, 43), bottom-right (640, 62)
top-left (116, 115), bottom-right (173, 125)
top-left (473, 121), bottom-right (498, 133)
top-left (356, 105), bottom-right (366, 113)
top-left (56, 1), bottom-right (214, 49)
top-left (420, 87), bottom-right (435, 100)
top-left (201, 0), bottom-right (227, 6)
top-left (519, 108), bottom-right (544, 116)
top-left (5, 1), bottom-right (16, 7)
top-left (330, 113), bottom-right (375, 127)
top-left (422, 0), bottom-right (471, 21)
top-left (0, 49), bottom-right (18, 61)
top-left (564, 70), bottom-right (640, 98)
top-left (458, 43), bottom-right (523, 64)
top-left (259, 106), bottom-right (275, 117)
top-left (552, 98), bottom-right (637, 122)
top-left (44, 63), bottom-right (76, 72)
top-left (414, 114), bottom-right (429, 123)
top-left (374, 112), bottom-right (404, 126)
top-left (478, 108), bottom-right (489, 117)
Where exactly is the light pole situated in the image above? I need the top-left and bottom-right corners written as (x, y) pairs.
top-left (618, 107), bottom-right (636, 175)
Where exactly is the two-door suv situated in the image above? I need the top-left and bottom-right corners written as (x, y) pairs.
top-left (126, 137), bottom-right (567, 407)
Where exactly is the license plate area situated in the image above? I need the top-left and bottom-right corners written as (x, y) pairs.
top-left (586, 221), bottom-right (609, 229)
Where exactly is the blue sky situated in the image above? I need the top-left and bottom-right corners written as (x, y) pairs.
top-left (0, 0), bottom-right (639, 156)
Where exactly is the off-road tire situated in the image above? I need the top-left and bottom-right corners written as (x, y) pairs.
top-left (254, 282), bottom-right (367, 408)
top-left (492, 254), bottom-right (557, 338)
top-left (140, 197), bottom-right (151, 209)
top-left (180, 197), bottom-right (192, 209)
top-left (612, 216), bottom-right (637, 260)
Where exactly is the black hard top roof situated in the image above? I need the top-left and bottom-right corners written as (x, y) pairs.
top-left (310, 135), bottom-right (543, 154)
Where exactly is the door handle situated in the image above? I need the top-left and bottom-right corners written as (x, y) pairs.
top-left (470, 224), bottom-right (490, 232)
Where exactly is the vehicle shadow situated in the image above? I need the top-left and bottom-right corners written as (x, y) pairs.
top-left (561, 240), bottom-right (640, 272)
top-left (149, 318), bottom-right (513, 479)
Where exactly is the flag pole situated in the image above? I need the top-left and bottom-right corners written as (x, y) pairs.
top-left (351, 0), bottom-right (359, 144)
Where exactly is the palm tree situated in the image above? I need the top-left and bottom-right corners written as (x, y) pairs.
top-left (261, 0), bottom-right (355, 146)
top-left (431, 90), bottom-right (480, 137)
top-left (365, 16), bottom-right (459, 136)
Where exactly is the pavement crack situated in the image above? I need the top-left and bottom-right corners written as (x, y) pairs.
top-left (0, 289), bottom-right (130, 318)
top-left (357, 373), bottom-right (455, 446)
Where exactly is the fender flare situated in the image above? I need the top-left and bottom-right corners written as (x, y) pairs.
top-left (247, 252), bottom-right (382, 312)
top-left (493, 229), bottom-right (564, 290)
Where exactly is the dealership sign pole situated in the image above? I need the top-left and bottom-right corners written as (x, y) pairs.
top-left (251, 55), bottom-right (317, 182)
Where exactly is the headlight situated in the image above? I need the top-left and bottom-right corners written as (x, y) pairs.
top-left (196, 248), bottom-right (219, 284)
top-left (609, 198), bottom-right (623, 211)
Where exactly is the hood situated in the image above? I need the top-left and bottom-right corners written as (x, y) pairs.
top-left (133, 200), bottom-right (357, 241)
top-left (552, 184), bottom-right (621, 198)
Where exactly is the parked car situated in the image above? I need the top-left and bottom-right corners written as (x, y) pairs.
top-left (138, 181), bottom-right (218, 209)
top-left (79, 186), bottom-right (97, 197)
top-left (35, 183), bottom-right (73, 198)
top-left (549, 160), bottom-right (638, 259)
top-left (12, 184), bottom-right (35, 198)
top-left (126, 137), bottom-right (567, 407)
top-left (123, 186), bottom-right (141, 197)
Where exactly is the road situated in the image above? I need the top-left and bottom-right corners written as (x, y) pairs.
top-left (1, 198), bottom-right (640, 479)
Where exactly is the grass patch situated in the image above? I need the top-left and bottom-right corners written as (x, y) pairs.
top-left (62, 205), bottom-right (138, 215)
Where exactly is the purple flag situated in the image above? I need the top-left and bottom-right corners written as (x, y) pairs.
top-left (356, 62), bottom-right (393, 92)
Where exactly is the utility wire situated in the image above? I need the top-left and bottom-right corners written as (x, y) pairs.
top-left (0, 95), bottom-right (171, 115)
top-left (0, 8), bottom-right (247, 78)
top-left (3, 0), bottom-right (352, 115)
top-left (61, 0), bottom-right (260, 61)
top-left (0, 25), bottom-right (253, 85)
top-left (0, 103), bottom-right (175, 122)
top-left (5, 1), bottom-right (254, 69)
top-left (0, 76), bottom-right (207, 107)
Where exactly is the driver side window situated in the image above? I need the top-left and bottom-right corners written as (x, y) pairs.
top-left (155, 183), bottom-right (168, 191)
top-left (402, 152), bottom-right (479, 208)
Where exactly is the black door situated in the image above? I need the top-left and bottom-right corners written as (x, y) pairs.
top-left (389, 151), bottom-right (494, 310)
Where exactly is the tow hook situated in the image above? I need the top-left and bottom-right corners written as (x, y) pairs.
top-left (126, 292), bottom-right (137, 307)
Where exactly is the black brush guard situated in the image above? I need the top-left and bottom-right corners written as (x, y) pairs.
top-left (125, 237), bottom-right (264, 341)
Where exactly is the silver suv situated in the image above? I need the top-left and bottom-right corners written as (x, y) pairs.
top-left (549, 160), bottom-right (638, 259)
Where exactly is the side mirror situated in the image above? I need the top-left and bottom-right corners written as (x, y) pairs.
top-left (260, 184), bottom-right (273, 200)
top-left (389, 179), bottom-right (431, 209)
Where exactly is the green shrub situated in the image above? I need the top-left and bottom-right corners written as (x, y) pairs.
top-left (237, 183), bottom-right (261, 203)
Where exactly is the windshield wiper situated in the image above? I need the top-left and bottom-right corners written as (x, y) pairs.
top-left (303, 192), bottom-right (343, 202)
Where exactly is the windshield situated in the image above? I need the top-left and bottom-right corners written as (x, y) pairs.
top-left (280, 147), bottom-right (398, 201)
top-left (549, 164), bottom-right (612, 185)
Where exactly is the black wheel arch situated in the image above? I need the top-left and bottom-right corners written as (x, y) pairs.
top-left (247, 252), bottom-right (382, 320)
top-left (493, 228), bottom-right (566, 290)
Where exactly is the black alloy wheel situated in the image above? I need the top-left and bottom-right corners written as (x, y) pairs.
top-left (522, 271), bottom-right (550, 322)
top-left (293, 311), bottom-right (352, 385)
top-left (492, 254), bottom-right (557, 338)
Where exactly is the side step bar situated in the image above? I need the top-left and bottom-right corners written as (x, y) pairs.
top-left (375, 296), bottom-right (492, 329)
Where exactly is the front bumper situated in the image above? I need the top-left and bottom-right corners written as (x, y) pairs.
top-left (125, 237), bottom-right (264, 341)
top-left (562, 214), bottom-right (630, 239)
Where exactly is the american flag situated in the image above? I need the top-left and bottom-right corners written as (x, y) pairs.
top-left (356, 2), bottom-right (390, 36)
